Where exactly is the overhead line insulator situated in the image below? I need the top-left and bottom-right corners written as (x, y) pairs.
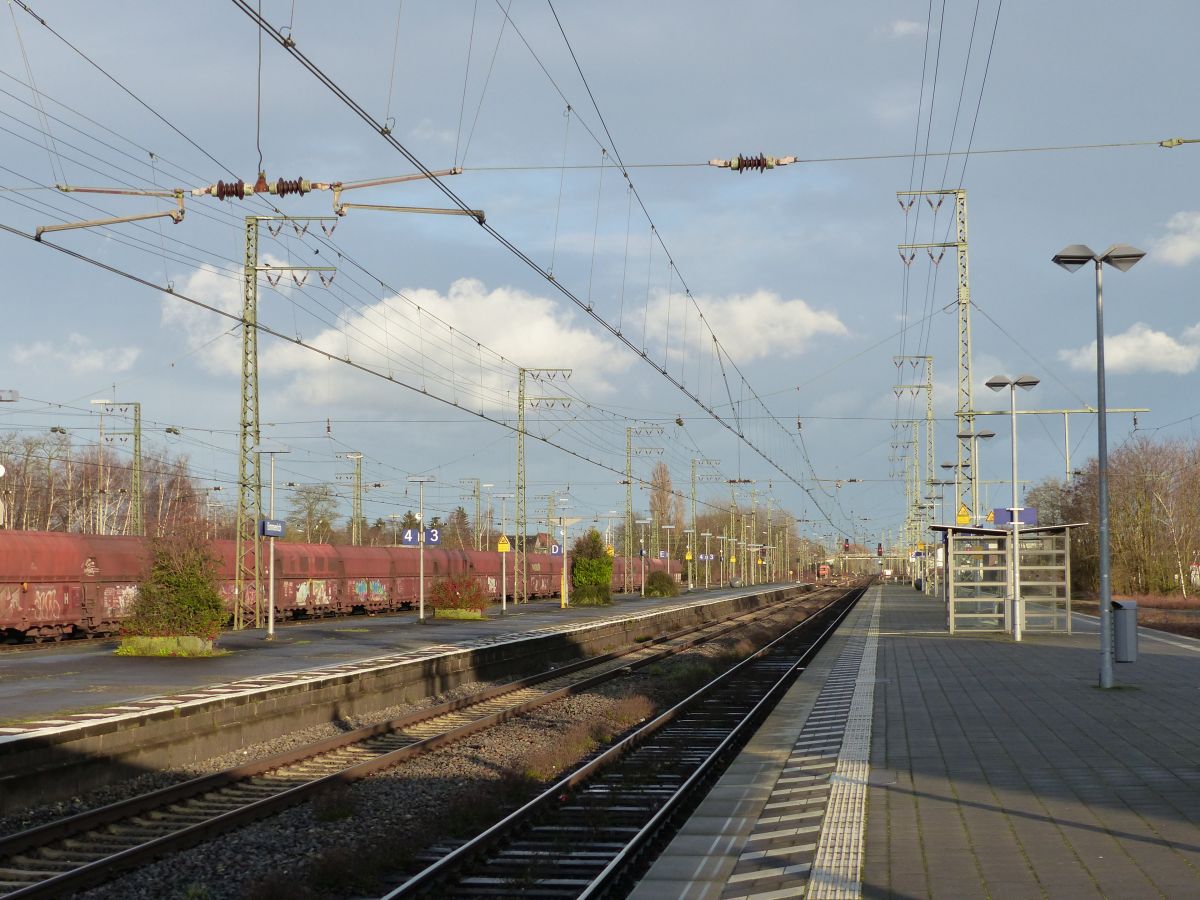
top-left (708, 154), bottom-right (797, 173)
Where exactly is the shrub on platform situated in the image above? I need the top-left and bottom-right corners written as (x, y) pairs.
top-left (571, 528), bottom-right (612, 605)
top-left (645, 570), bottom-right (679, 598)
top-left (429, 575), bottom-right (488, 617)
top-left (119, 529), bottom-right (226, 655)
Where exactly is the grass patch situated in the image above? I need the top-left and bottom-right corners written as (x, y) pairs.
top-left (333, 627), bottom-right (371, 633)
top-left (115, 636), bottom-right (228, 657)
top-left (521, 722), bottom-right (599, 780)
top-left (434, 608), bottom-right (486, 620)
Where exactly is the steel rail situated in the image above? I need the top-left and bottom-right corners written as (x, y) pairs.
top-left (386, 584), bottom-right (865, 897)
top-left (0, 588), bottom-right (827, 897)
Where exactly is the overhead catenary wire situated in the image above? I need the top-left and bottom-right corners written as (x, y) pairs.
top-left (0, 221), bottom-right (737, 521)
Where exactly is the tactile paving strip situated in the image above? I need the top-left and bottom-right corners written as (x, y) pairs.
top-left (721, 585), bottom-right (881, 900)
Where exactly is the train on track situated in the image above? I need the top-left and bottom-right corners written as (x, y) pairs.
top-left (0, 530), bottom-right (679, 642)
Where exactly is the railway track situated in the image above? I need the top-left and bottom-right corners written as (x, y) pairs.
top-left (0, 586), bottom-right (838, 898)
top-left (387, 584), bottom-right (866, 899)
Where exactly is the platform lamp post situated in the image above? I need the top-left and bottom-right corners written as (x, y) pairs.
top-left (494, 492), bottom-right (513, 614)
top-left (406, 475), bottom-right (436, 623)
top-left (1053, 242), bottom-right (1146, 689)
top-left (986, 375), bottom-right (1039, 641)
top-left (661, 524), bottom-right (676, 586)
top-left (636, 518), bottom-right (651, 596)
top-left (701, 532), bottom-right (712, 589)
top-left (256, 447), bottom-right (290, 641)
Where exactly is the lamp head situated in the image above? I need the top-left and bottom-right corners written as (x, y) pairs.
top-left (1099, 243), bottom-right (1146, 272)
top-left (1052, 244), bottom-right (1097, 272)
top-left (985, 375), bottom-right (1011, 392)
top-left (1014, 374), bottom-right (1040, 390)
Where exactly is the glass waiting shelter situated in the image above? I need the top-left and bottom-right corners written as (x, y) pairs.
top-left (930, 524), bottom-right (1080, 635)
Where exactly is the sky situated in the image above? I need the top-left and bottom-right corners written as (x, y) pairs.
top-left (0, 0), bottom-right (1197, 548)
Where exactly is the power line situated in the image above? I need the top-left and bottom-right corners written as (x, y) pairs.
top-left (229, 0), bottom-right (851, 537)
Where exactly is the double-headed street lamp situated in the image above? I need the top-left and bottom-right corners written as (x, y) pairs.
top-left (986, 375), bottom-right (1039, 642)
top-left (406, 475), bottom-right (436, 623)
top-left (1053, 242), bottom-right (1146, 688)
top-left (701, 531), bottom-right (712, 589)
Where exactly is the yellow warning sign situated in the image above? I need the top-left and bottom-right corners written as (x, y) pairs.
top-left (985, 509), bottom-right (995, 523)
top-left (497, 536), bottom-right (511, 553)
top-left (685, 551), bottom-right (693, 561)
top-left (956, 503), bottom-right (970, 525)
top-left (917, 542), bottom-right (926, 551)
top-left (605, 545), bottom-right (615, 556)
top-left (730, 555), bottom-right (737, 564)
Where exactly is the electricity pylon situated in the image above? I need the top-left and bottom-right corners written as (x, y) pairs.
top-left (623, 425), bottom-right (663, 591)
top-left (235, 216), bottom-right (335, 629)
top-left (516, 368), bottom-right (571, 602)
top-left (899, 189), bottom-right (974, 520)
top-left (101, 400), bottom-right (142, 536)
top-left (338, 453), bottom-right (365, 545)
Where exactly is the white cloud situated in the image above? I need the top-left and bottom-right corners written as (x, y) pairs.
top-left (13, 333), bottom-right (140, 376)
top-left (645, 289), bottom-right (847, 365)
top-left (884, 19), bottom-right (927, 39)
top-left (161, 271), bottom-right (633, 412)
top-left (1151, 211), bottom-right (1200, 266)
top-left (159, 256), bottom-right (296, 377)
top-left (1057, 322), bottom-right (1200, 374)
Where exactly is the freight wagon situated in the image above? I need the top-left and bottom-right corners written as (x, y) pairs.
top-left (0, 531), bottom-right (676, 642)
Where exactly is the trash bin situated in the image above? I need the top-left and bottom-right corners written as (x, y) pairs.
top-left (1113, 599), bottom-right (1137, 663)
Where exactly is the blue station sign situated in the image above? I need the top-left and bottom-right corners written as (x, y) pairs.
top-left (259, 519), bottom-right (286, 538)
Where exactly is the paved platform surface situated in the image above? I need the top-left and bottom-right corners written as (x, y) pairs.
top-left (634, 583), bottom-right (1200, 899)
top-left (0, 585), bottom-right (761, 725)
top-left (866, 588), bottom-right (1200, 899)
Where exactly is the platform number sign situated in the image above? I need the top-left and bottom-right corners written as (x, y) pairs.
top-left (401, 528), bottom-right (441, 546)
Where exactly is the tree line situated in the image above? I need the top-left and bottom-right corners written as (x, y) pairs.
top-left (1026, 435), bottom-right (1199, 597)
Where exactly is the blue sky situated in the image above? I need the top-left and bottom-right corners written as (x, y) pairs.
top-left (1, 1), bottom-right (1197, 546)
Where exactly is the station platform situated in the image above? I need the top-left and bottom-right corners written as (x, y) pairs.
top-left (634, 582), bottom-right (1200, 899)
top-left (0, 583), bottom-right (797, 815)
top-left (0, 586), bottom-right (759, 727)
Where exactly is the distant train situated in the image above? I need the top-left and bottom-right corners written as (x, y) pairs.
top-left (0, 531), bottom-right (680, 642)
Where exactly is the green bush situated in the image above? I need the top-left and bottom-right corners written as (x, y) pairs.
top-left (571, 528), bottom-right (612, 604)
top-left (645, 570), bottom-right (679, 598)
top-left (429, 575), bottom-right (488, 612)
top-left (122, 532), bottom-right (226, 639)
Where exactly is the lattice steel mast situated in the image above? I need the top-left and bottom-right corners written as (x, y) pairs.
top-left (515, 368), bottom-right (571, 602)
top-left (899, 189), bottom-right (975, 519)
